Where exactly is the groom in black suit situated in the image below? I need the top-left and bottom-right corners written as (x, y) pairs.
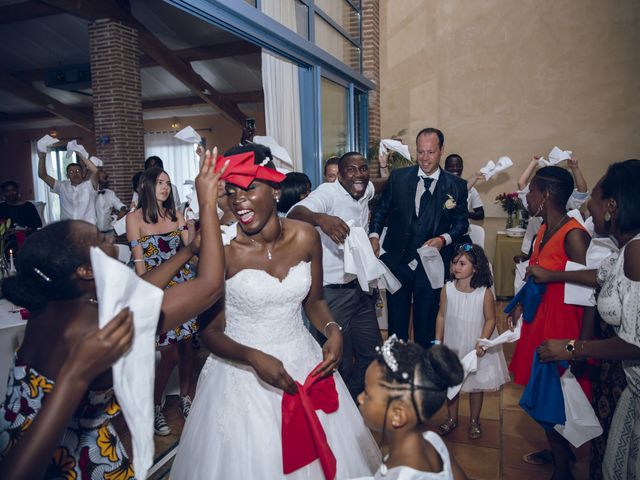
top-left (369, 128), bottom-right (469, 347)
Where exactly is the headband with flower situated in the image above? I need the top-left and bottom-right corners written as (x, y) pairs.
top-left (215, 151), bottom-right (285, 189)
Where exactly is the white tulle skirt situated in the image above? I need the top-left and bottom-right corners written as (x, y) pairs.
top-left (170, 331), bottom-right (381, 479)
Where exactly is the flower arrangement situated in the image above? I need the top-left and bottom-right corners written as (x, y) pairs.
top-left (495, 192), bottom-right (520, 214)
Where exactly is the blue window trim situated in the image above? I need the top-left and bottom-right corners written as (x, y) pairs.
top-left (165, 0), bottom-right (373, 91)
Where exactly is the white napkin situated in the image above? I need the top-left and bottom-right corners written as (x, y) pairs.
top-left (586, 236), bottom-right (617, 269)
top-left (538, 146), bottom-right (572, 167)
top-left (479, 156), bottom-right (513, 180)
top-left (112, 215), bottom-right (127, 236)
top-left (174, 126), bottom-right (202, 144)
top-left (379, 139), bottom-right (411, 161)
top-left (447, 350), bottom-right (477, 400)
top-left (416, 245), bottom-right (445, 288)
top-left (564, 261), bottom-right (595, 307)
top-left (554, 370), bottom-right (603, 447)
top-left (252, 135), bottom-right (293, 166)
top-left (567, 209), bottom-right (590, 233)
top-left (65, 140), bottom-right (89, 159)
top-left (342, 223), bottom-right (401, 293)
top-left (221, 222), bottom-right (238, 246)
top-left (477, 316), bottom-right (522, 349)
top-left (37, 134), bottom-right (58, 153)
top-left (90, 247), bottom-right (164, 480)
top-left (89, 156), bottom-right (103, 167)
top-left (183, 180), bottom-right (199, 219)
top-left (514, 260), bottom-right (529, 293)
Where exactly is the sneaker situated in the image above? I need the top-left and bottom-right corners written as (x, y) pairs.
top-left (154, 405), bottom-right (171, 436)
top-left (179, 395), bottom-right (192, 419)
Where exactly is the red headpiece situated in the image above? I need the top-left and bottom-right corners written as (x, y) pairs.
top-left (215, 151), bottom-right (285, 189)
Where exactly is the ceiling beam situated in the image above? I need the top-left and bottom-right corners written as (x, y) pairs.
top-left (11, 41), bottom-right (260, 83)
top-left (0, 91), bottom-right (263, 125)
top-left (0, 2), bottom-right (60, 24)
top-left (40, 0), bottom-right (248, 127)
top-left (0, 71), bottom-right (93, 131)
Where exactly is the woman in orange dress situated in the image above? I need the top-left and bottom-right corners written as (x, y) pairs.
top-left (508, 166), bottom-right (593, 479)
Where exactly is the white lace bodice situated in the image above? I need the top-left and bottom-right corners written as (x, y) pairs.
top-left (224, 261), bottom-right (312, 348)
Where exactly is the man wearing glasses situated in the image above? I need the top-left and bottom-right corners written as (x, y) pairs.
top-left (288, 152), bottom-right (385, 400)
top-left (369, 128), bottom-right (469, 347)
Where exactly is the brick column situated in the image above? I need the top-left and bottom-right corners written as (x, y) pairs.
top-left (361, 0), bottom-right (381, 174)
top-left (89, 19), bottom-right (144, 202)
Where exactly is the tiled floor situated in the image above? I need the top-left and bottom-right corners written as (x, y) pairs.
top-left (131, 301), bottom-right (591, 479)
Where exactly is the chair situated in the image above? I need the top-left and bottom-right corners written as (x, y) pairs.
top-left (469, 224), bottom-right (485, 249)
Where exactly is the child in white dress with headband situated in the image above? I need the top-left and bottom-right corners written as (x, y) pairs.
top-left (435, 243), bottom-right (509, 439)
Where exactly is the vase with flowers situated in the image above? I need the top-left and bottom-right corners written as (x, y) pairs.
top-left (495, 192), bottom-right (522, 229)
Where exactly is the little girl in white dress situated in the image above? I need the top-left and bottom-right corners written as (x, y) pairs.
top-left (435, 244), bottom-right (509, 439)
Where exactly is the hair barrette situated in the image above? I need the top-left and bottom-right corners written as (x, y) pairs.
top-left (376, 334), bottom-right (402, 372)
top-left (259, 158), bottom-right (271, 167)
top-left (33, 267), bottom-right (52, 283)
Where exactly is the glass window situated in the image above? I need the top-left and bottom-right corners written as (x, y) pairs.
top-left (315, 0), bottom-right (360, 42)
top-left (314, 14), bottom-right (360, 71)
top-left (321, 77), bottom-right (349, 161)
top-left (261, 0), bottom-right (309, 39)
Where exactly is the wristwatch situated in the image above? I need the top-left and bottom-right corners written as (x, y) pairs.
top-left (565, 339), bottom-right (576, 356)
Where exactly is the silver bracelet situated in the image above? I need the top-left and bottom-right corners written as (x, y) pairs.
top-left (323, 321), bottom-right (342, 336)
top-left (133, 259), bottom-right (145, 263)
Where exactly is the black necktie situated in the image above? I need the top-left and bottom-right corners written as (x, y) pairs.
top-left (419, 177), bottom-right (433, 215)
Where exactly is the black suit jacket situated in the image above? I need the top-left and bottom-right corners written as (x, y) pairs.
top-left (369, 166), bottom-right (469, 272)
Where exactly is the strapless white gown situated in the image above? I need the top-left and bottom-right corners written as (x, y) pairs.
top-left (171, 261), bottom-right (381, 479)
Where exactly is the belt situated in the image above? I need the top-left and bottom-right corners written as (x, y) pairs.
top-left (324, 279), bottom-right (359, 289)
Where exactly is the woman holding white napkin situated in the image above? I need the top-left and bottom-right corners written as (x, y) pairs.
top-left (0, 151), bottom-right (227, 480)
top-left (530, 159), bottom-right (640, 480)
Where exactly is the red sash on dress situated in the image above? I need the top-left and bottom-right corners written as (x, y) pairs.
top-left (281, 363), bottom-right (339, 480)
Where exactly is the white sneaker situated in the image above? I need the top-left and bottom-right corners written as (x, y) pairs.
top-left (154, 405), bottom-right (171, 436)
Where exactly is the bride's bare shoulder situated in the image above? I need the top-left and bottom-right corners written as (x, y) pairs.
top-left (282, 217), bottom-right (319, 243)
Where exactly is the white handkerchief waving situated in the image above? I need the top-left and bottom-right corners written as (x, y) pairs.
top-left (538, 146), bottom-right (572, 167)
top-left (252, 135), bottom-right (293, 167)
top-left (416, 245), bottom-right (444, 289)
top-left (379, 139), bottom-right (411, 160)
top-left (65, 140), bottom-right (89, 160)
top-left (447, 350), bottom-right (477, 400)
top-left (554, 370), bottom-right (603, 447)
top-left (174, 126), bottom-right (202, 144)
top-left (183, 180), bottom-right (199, 219)
top-left (37, 134), bottom-right (58, 153)
top-left (479, 156), bottom-right (513, 180)
top-left (90, 247), bottom-right (164, 480)
top-left (112, 215), bottom-right (127, 236)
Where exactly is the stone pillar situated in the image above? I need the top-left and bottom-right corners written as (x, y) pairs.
top-left (361, 0), bottom-right (381, 174)
top-left (88, 19), bottom-right (144, 203)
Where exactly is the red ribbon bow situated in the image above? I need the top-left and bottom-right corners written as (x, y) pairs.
top-left (215, 151), bottom-right (286, 189)
top-left (281, 364), bottom-right (339, 480)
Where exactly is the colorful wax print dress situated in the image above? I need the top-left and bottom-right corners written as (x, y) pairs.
top-left (0, 361), bottom-right (134, 479)
top-left (136, 230), bottom-right (197, 346)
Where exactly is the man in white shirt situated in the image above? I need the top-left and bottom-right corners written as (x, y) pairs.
top-left (95, 168), bottom-right (127, 235)
top-left (444, 154), bottom-right (485, 220)
top-left (288, 152), bottom-right (383, 399)
top-left (37, 150), bottom-right (98, 224)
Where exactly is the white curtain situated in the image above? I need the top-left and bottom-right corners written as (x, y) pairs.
top-left (144, 133), bottom-right (200, 201)
top-left (30, 141), bottom-right (60, 224)
top-left (261, 1), bottom-right (303, 172)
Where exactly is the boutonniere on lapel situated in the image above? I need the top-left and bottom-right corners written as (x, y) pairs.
top-left (443, 194), bottom-right (456, 210)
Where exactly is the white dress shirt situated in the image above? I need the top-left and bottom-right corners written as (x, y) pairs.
top-left (290, 180), bottom-right (375, 285)
top-left (468, 187), bottom-right (484, 210)
top-left (95, 189), bottom-right (126, 232)
top-left (52, 179), bottom-right (97, 224)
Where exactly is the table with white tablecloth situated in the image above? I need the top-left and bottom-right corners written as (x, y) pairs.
top-left (0, 299), bottom-right (27, 400)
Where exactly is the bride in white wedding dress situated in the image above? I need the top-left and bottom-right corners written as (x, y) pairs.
top-left (171, 147), bottom-right (381, 479)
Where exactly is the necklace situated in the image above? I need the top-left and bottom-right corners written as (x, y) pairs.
top-left (541, 214), bottom-right (567, 246)
top-left (248, 218), bottom-right (283, 260)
